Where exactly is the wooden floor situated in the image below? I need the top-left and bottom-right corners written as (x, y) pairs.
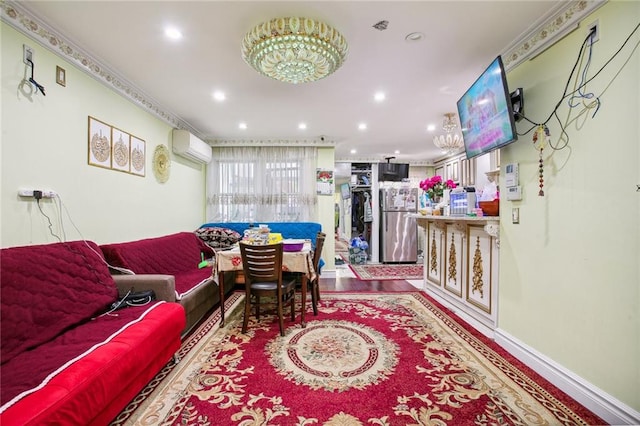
top-left (318, 276), bottom-right (418, 292)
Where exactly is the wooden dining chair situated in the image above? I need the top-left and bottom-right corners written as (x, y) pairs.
top-left (309, 232), bottom-right (326, 315)
top-left (284, 231), bottom-right (326, 316)
top-left (239, 242), bottom-right (297, 336)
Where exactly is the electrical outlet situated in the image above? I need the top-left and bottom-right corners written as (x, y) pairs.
top-left (23, 44), bottom-right (34, 65)
top-left (18, 189), bottom-right (57, 198)
top-left (587, 20), bottom-right (599, 44)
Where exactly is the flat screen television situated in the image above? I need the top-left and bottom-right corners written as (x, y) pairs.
top-left (378, 163), bottom-right (409, 182)
top-left (456, 56), bottom-right (518, 160)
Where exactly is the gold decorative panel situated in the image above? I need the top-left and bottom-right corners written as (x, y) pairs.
top-left (466, 226), bottom-right (495, 314)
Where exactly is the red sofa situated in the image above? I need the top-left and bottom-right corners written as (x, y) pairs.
top-left (100, 231), bottom-right (234, 334)
top-left (0, 240), bottom-right (185, 426)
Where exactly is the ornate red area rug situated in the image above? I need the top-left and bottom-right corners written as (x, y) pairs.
top-left (112, 292), bottom-right (603, 425)
top-left (349, 262), bottom-right (424, 280)
top-left (335, 238), bottom-right (350, 253)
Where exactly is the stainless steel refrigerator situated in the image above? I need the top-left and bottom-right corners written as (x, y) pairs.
top-left (380, 187), bottom-right (418, 263)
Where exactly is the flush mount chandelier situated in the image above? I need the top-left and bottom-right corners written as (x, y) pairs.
top-left (433, 112), bottom-right (464, 154)
top-left (241, 17), bottom-right (348, 84)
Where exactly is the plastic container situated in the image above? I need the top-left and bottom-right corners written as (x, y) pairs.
top-left (479, 200), bottom-right (499, 216)
top-left (282, 239), bottom-right (305, 252)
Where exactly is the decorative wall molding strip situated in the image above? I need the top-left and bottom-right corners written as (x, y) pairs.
top-left (502, 0), bottom-right (607, 71)
top-left (210, 138), bottom-right (336, 148)
top-left (0, 0), bottom-right (202, 139)
top-left (2, 0), bottom-right (606, 150)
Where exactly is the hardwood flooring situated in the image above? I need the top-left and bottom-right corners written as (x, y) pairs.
top-left (318, 276), bottom-right (418, 292)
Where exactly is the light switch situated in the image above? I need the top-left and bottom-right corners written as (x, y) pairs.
top-left (512, 208), bottom-right (520, 224)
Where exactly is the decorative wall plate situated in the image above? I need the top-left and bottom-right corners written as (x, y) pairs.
top-left (153, 144), bottom-right (171, 183)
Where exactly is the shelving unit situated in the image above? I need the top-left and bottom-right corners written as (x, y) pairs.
top-left (349, 163), bottom-right (373, 258)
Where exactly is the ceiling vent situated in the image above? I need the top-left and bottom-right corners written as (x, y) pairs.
top-left (171, 129), bottom-right (212, 164)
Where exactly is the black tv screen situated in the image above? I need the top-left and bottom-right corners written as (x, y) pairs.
top-left (456, 56), bottom-right (518, 160)
top-left (378, 163), bottom-right (409, 182)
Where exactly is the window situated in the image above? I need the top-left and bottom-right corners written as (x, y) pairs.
top-left (206, 146), bottom-right (317, 222)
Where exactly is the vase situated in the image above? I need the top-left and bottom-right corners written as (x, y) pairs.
top-left (431, 195), bottom-right (442, 204)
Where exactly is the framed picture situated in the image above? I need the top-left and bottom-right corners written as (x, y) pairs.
top-left (316, 169), bottom-right (334, 195)
top-left (111, 128), bottom-right (131, 172)
top-left (130, 135), bottom-right (146, 177)
top-left (56, 66), bottom-right (66, 86)
top-left (88, 116), bottom-right (111, 169)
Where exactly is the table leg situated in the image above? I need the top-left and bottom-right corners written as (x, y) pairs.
top-left (218, 271), bottom-right (226, 327)
top-left (300, 274), bottom-right (307, 328)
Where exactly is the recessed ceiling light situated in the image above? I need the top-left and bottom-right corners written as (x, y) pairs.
top-left (164, 27), bottom-right (183, 40)
top-left (374, 92), bottom-right (386, 102)
top-left (394, 150), bottom-right (400, 154)
top-left (213, 91), bottom-right (226, 101)
top-left (350, 149), bottom-right (357, 154)
top-left (358, 123), bottom-right (367, 130)
top-left (405, 32), bottom-right (424, 42)
top-left (298, 122), bottom-right (307, 130)
top-left (238, 122), bottom-right (247, 130)
top-left (427, 124), bottom-right (436, 132)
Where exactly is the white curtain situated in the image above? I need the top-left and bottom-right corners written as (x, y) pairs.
top-left (206, 146), bottom-right (318, 222)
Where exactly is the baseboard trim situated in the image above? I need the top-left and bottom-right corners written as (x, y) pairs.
top-left (321, 269), bottom-right (336, 278)
top-left (494, 329), bottom-right (640, 425)
top-left (422, 286), bottom-right (496, 339)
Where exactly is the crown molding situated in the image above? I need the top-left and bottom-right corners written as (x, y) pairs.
top-left (210, 138), bottom-right (336, 148)
top-left (2, 0), bottom-right (607, 148)
top-left (0, 0), bottom-right (202, 138)
top-left (502, 0), bottom-right (607, 71)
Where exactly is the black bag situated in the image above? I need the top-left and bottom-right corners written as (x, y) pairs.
top-left (110, 289), bottom-right (156, 311)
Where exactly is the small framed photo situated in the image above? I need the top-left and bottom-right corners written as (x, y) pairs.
top-left (56, 66), bottom-right (66, 86)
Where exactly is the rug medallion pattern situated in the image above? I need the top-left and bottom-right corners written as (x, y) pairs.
top-left (113, 293), bottom-right (602, 426)
top-left (267, 319), bottom-right (399, 392)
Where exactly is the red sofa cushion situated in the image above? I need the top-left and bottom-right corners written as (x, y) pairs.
top-left (0, 241), bottom-right (117, 365)
top-left (100, 232), bottom-right (213, 274)
top-left (0, 302), bottom-right (185, 425)
top-left (100, 232), bottom-right (215, 297)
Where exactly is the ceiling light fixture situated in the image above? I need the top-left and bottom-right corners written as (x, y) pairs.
top-left (241, 17), bottom-right (348, 84)
top-left (433, 113), bottom-right (464, 155)
top-left (213, 91), bottom-right (226, 101)
top-left (164, 27), bottom-right (182, 40)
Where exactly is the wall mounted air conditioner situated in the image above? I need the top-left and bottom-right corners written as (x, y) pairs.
top-left (171, 129), bottom-right (212, 164)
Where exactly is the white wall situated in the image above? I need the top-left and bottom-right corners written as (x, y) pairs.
top-left (1, 23), bottom-right (206, 246)
top-left (498, 1), bottom-right (639, 412)
top-left (317, 147), bottom-right (336, 271)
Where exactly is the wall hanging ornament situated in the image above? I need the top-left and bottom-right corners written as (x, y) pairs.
top-left (532, 125), bottom-right (550, 196)
top-left (152, 144), bottom-right (171, 183)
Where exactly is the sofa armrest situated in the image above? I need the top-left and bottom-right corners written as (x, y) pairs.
top-left (112, 274), bottom-right (176, 302)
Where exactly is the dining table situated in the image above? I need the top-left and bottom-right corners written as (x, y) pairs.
top-left (213, 241), bottom-right (316, 328)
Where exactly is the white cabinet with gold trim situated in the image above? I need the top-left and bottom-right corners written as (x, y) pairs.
top-left (425, 221), bottom-right (445, 287)
top-left (416, 215), bottom-right (499, 332)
